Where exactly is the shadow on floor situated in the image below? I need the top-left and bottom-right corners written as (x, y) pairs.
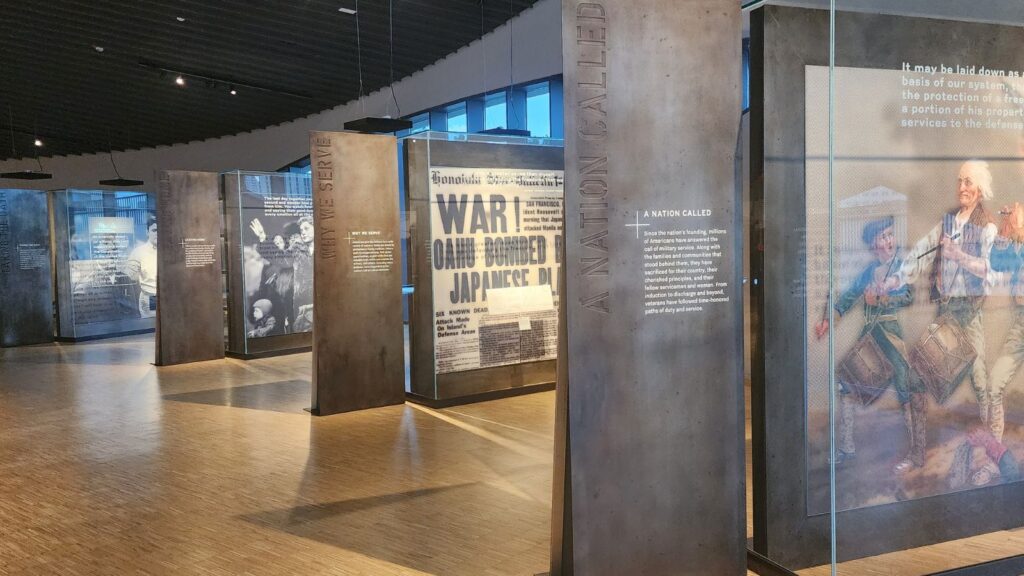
top-left (239, 481), bottom-right (549, 575)
top-left (243, 484), bottom-right (474, 527)
top-left (3, 345), bottom-right (153, 366)
top-left (162, 379), bottom-right (311, 413)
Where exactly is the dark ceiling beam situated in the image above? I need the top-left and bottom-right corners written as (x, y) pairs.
top-left (0, 78), bottom-right (328, 133)
top-left (5, 3), bottom-right (527, 97)
top-left (0, 0), bottom-right (542, 160)
top-left (13, 0), bottom-right (512, 65)
top-left (4, 5), bottom-right (417, 74)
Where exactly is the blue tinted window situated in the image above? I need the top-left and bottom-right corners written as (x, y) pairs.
top-left (410, 113), bottom-right (429, 134)
top-left (485, 92), bottom-right (507, 130)
top-left (446, 103), bottom-right (467, 133)
top-left (525, 82), bottom-right (550, 138)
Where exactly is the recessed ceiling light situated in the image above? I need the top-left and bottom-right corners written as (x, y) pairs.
top-left (175, 75), bottom-right (185, 86)
top-left (176, 16), bottom-right (186, 22)
top-left (93, 45), bottom-right (105, 53)
top-left (230, 89), bottom-right (237, 95)
top-left (338, 7), bottom-right (357, 14)
top-left (34, 139), bottom-right (43, 147)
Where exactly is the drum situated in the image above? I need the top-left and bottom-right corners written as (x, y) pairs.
top-left (909, 317), bottom-right (977, 404)
top-left (837, 333), bottom-right (894, 406)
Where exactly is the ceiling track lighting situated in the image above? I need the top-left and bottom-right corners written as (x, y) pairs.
top-left (138, 60), bottom-right (311, 100)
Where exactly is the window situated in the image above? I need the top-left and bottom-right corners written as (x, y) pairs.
top-left (410, 112), bottom-right (429, 135)
top-left (525, 81), bottom-right (551, 138)
top-left (446, 102), bottom-right (467, 133)
top-left (484, 92), bottom-right (507, 130)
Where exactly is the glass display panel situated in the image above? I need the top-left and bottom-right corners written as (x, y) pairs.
top-left (825, 1), bottom-right (1024, 574)
top-left (56, 189), bottom-right (158, 338)
top-left (745, 2), bottom-right (834, 572)
top-left (402, 131), bottom-right (564, 401)
top-left (224, 171), bottom-right (313, 356)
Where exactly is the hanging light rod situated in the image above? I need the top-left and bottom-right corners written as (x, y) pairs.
top-left (99, 144), bottom-right (143, 187)
top-left (137, 59), bottom-right (314, 100)
top-left (344, 117), bottom-right (412, 133)
top-left (99, 178), bottom-right (144, 186)
top-left (1, 170), bottom-right (52, 180)
top-left (1, 155), bottom-right (52, 181)
top-left (4, 106), bottom-right (52, 179)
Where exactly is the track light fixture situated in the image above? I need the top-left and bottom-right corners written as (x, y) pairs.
top-left (139, 61), bottom-right (311, 99)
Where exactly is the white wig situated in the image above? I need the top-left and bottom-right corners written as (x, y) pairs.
top-left (963, 159), bottom-right (994, 201)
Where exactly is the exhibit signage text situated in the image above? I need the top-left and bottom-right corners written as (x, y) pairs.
top-left (313, 135), bottom-right (337, 261)
top-left (0, 190), bottom-right (9, 275)
top-left (575, 1), bottom-right (610, 315)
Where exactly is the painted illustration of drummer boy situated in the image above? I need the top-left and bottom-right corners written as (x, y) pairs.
top-left (894, 160), bottom-right (998, 481)
top-left (816, 215), bottom-right (926, 473)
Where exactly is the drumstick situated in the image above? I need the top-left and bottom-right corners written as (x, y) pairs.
top-left (917, 232), bottom-right (960, 260)
top-left (881, 247), bottom-right (899, 280)
top-left (819, 247), bottom-right (901, 325)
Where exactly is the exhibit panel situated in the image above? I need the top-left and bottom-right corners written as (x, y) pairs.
top-left (555, 1), bottom-right (745, 574)
top-left (308, 131), bottom-right (405, 416)
top-left (0, 188), bottom-right (53, 347)
top-left (223, 170), bottom-right (314, 358)
top-left (154, 171), bottom-right (224, 366)
top-left (52, 188), bottom-right (158, 340)
top-left (751, 2), bottom-right (1024, 574)
top-left (404, 131), bottom-right (564, 405)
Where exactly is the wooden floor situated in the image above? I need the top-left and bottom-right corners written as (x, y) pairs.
top-left (0, 335), bottom-right (1021, 575)
top-left (0, 335), bottom-right (552, 576)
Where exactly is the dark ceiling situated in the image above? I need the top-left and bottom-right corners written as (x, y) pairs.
top-left (0, 0), bottom-right (541, 160)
